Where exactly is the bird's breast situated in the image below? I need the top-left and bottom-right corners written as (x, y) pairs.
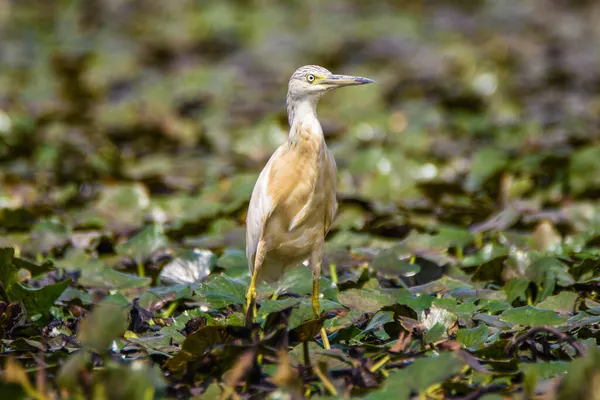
top-left (264, 131), bottom-right (335, 249)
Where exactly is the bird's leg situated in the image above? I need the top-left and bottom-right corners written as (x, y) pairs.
top-left (310, 244), bottom-right (330, 349)
top-left (246, 239), bottom-right (266, 324)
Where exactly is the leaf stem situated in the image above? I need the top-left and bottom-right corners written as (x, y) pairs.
top-left (313, 364), bottom-right (338, 396)
top-left (137, 262), bottom-right (145, 278)
top-left (329, 263), bottom-right (338, 284)
top-left (369, 354), bottom-right (391, 373)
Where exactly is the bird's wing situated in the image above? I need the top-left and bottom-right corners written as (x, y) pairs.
top-left (324, 148), bottom-right (338, 234)
top-left (246, 146), bottom-right (283, 271)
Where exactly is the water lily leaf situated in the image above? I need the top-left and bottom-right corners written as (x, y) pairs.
top-left (216, 248), bottom-right (248, 278)
top-left (0, 248), bottom-right (18, 292)
top-left (94, 183), bottom-right (150, 231)
top-left (30, 217), bottom-right (72, 253)
top-left (259, 297), bottom-right (301, 316)
top-left (274, 265), bottom-right (336, 300)
top-left (194, 275), bottom-right (247, 309)
top-left (433, 225), bottom-right (475, 249)
top-left (505, 278), bottom-right (530, 304)
top-left (567, 312), bottom-right (600, 328)
top-left (424, 322), bottom-right (446, 343)
top-left (389, 289), bottom-right (434, 313)
top-left (457, 324), bottom-right (490, 350)
top-left (325, 309), bottom-right (364, 332)
top-left (500, 306), bottom-right (568, 327)
top-left (465, 147), bottom-right (508, 192)
top-left (364, 311), bottom-right (395, 333)
top-left (12, 256), bottom-right (54, 279)
top-left (536, 291), bottom-right (578, 313)
top-left (165, 325), bottom-right (233, 373)
top-left (526, 257), bottom-right (571, 303)
top-left (289, 315), bottom-right (326, 342)
top-left (365, 352), bottom-right (464, 399)
top-left (160, 249), bottom-right (216, 284)
top-left (216, 248), bottom-right (247, 270)
top-left (372, 247), bottom-right (421, 277)
top-left (79, 268), bottom-right (151, 290)
top-left (289, 299), bottom-right (341, 330)
top-left (116, 224), bottom-right (170, 265)
top-left (7, 280), bottom-right (70, 320)
top-left (338, 288), bottom-right (395, 314)
top-left (569, 144), bottom-right (600, 195)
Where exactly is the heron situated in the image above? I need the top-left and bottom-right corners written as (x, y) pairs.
top-left (245, 65), bottom-right (373, 348)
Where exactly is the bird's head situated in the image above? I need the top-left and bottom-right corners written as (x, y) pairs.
top-left (287, 65), bottom-right (373, 102)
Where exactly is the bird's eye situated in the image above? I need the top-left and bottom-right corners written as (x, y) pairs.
top-left (306, 74), bottom-right (315, 83)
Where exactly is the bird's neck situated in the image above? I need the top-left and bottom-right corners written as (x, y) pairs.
top-left (287, 98), bottom-right (324, 144)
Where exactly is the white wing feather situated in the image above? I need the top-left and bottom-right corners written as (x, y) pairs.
top-left (245, 146), bottom-right (283, 271)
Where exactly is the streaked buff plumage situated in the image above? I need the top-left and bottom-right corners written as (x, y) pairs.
top-left (245, 65), bottom-right (373, 348)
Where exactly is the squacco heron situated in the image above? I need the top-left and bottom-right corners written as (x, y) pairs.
top-left (245, 65), bottom-right (373, 347)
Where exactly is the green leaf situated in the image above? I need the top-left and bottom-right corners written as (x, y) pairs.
top-left (325, 309), bottom-right (364, 332)
top-left (94, 183), bottom-right (150, 231)
top-left (216, 248), bottom-right (248, 278)
top-left (526, 257), bottom-right (567, 303)
top-left (364, 311), bottom-right (395, 333)
top-left (465, 147), bottom-right (508, 192)
top-left (500, 306), bottom-right (568, 327)
top-left (365, 352), bottom-right (463, 399)
top-left (216, 249), bottom-right (247, 270)
top-left (30, 217), bottom-right (72, 253)
top-left (262, 298), bottom-right (341, 330)
top-left (0, 248), bottom-right (18, 292)
top-left (12, 256), bottom-right (54, 278)
top-left (8, 279), bottom-right (70, 320)
top-left (569, 144), bottom-right (600, 195)
top-left (371, 247), bottom-right (420, 277)
top-left (165, 325), bottom-right (233, 373)
top-left (457, 324), bottom-right (490, 349)
top-left (505, 278), bottom-right (530, 304)
top-left (79, 268), bottom-right (151, 290)
top-left (274, 265), bottom-right (334, 299)
top-left (537, 291), bottom-right (578, 313)
top-left (116, 224), bottom-right (170, 265)
top-left (389, 289), bottom-right (434, 313)
top-left (259, 297), bottom-right (301, 315)
top-left (195, 275), bottom-right (247, 309)
top-left (433, 225), bottom-right (475, 249)
top-left (424, 323), bottom-right (446, 343)
top-left (338, 288), bottom-right (395, 313)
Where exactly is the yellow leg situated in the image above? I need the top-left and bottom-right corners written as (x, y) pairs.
top-left (311, 245), bottom-right (330, 349)
top-left (246, 239), bottom-right (266, 324)
top-left (245, 266), bottom-right (259, 318)
top-left (312, 279), bottom-right (330, 349)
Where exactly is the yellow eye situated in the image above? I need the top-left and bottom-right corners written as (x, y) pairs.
top-left (306, 74), bottom-right (315, 83)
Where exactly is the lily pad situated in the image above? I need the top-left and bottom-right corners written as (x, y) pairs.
top-left (338, 288), bottom-right (395, 314)
top-left (500, 306), bottom-right (568, 327)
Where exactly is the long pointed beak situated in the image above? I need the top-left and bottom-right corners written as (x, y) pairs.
top-left (322, 74), bottom-right (374, 87)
